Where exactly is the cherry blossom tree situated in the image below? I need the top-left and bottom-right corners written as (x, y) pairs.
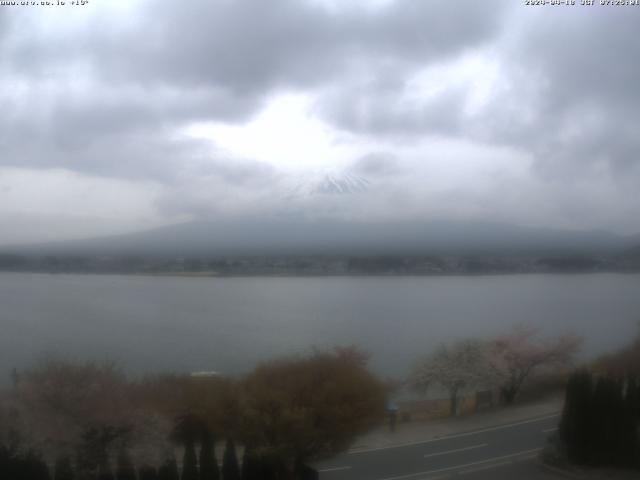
top-left (411, 340), bottom-right (492, 416)
top-left (2, 358), bottom-right (171, 475)
top-left (488, 325), bottom-right (581, 404)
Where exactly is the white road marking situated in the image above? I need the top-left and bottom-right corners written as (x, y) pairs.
top-left (423, 443), bottom-right (487, 459)
top-left (458, 460), bottom-right (512, 475)
top-left (349, 413), bottom-right (560, 454)
top-left (542, 427), bottom-right (557, 433)
top-left (318, 466), bottom-right (351, 473)
top-left (375, 448), bottom-right (543, 480)
top-left (459, 451), bottom-right (540, 475)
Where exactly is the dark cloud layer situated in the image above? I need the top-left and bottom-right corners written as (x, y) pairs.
top-left (9, 0), bottom-right (504, 90)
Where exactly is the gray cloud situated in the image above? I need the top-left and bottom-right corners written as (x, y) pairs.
top-left (9, 0), bottom-right (505, 91)
top-left (1, 0), bottom-right (639, 240)
top-left (501, 8), bottom-right (640, 178)
top-left (0, 0), bottom-right (506, 183)
top-left (347, 153), bottom-right (403, 177)
top-left (324, 5), bottom-right (640, 187)
top-left (320, 79), bottom-right (468, 138)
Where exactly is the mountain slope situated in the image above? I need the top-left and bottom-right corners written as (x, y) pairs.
top-left (6, 217), bottom-right (633, 259)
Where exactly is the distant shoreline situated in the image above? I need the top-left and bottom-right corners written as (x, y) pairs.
top-left (1, 268), bottom-right (639, 279)
top-left (1, 250), bottom-right (639, 277)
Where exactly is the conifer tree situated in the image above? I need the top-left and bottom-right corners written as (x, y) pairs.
top-left (157, 454), bottom-right (179, 480)
top-left (182, 440), bottom-right (199, 480)
top-left (0, 447), bottom-right (10, 479)
top-left (590, 376), bottom-right (625, 465)
top-left (222, 439), bottom-right (240, 480)
top-left (199, 430), bottom-right (219, 480)
top-left (0, 446), bottom-right (24, 480)
top-left (560, 370), bottom-right (592, 464)
top-left (560, 371), bottom-right (640, 469)
top-left (632, 377), bottom-right (640, 468)
top-left (97, 458), bottom-right (115, 480)
top-left (24, 450), bottom-right (52, 480)
top-left (624, 376), bottom-right (639, 466)
top-left (590, 376), bottom-right (610, 465)
top-left (54, 455), bottom-right (75, 480)
top-left (240, 447), bottom-right (259, 480)
top-left (610, 377), bottom-right (626, 465)
top-left (115, 450), bottom-right (136, 480)
top-left (138, 465), bottom-right (158, 480)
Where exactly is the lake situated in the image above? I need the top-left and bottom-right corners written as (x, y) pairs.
top-left (1, 272), bottom-right (639, 381)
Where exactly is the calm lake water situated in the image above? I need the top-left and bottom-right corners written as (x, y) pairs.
top-left (1, 272), bottom-right (639, 380)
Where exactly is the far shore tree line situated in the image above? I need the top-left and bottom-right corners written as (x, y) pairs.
top-left (2, 252), bottom-right (638, 276)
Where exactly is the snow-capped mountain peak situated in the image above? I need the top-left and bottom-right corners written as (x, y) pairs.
top-left (314, 173), bottom-right (369, 195)
top-left (282, 170), bottom-right (370, 199)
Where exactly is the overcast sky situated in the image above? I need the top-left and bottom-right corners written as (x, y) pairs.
top-left (1, 0), bottom-right (639, 245)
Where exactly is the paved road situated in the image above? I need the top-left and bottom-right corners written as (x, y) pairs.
top-left (313, 414), bottom-right (563, 480)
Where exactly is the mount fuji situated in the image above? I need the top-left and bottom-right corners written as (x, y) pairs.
top-left (280, 170), bottom-right (370, 200)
